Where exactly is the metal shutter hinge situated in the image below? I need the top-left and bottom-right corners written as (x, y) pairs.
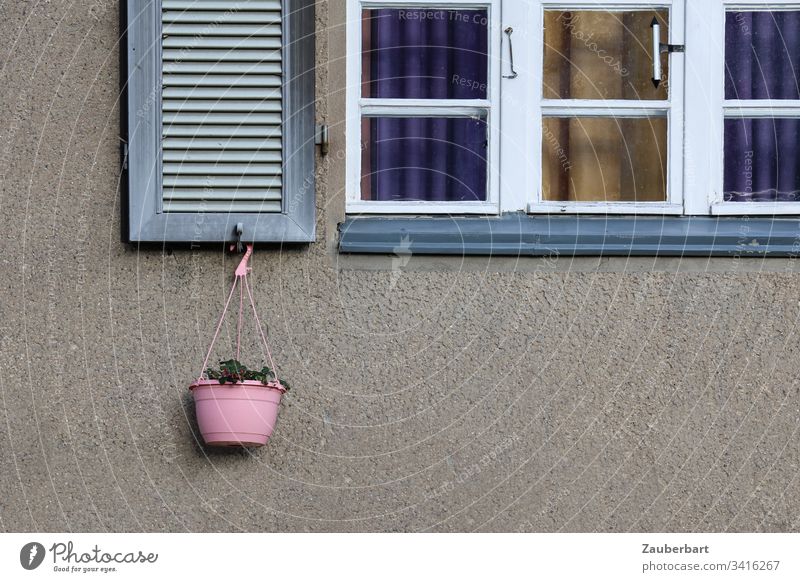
top-left (315, 124), bottom-right (329, 156)
top-left (233, 223), bottom-right (245, 254)
top-left (120, 139), bottom-right (129, 171)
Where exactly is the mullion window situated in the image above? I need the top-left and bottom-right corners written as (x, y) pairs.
top-left (532, 4), bottom-right (679, 212)
top-left (722, 8), bottom-right (800, 204)
top-left (342, 0), bottom-right (800, 255)
top-left (348, 2), bottom-right (498, 213)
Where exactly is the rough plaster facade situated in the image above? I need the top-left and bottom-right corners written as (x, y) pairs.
top-left (2, 0), bottom-right (800, 532)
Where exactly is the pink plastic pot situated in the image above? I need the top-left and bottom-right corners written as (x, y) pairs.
top-left (190, 380), bottom-right (286, 447)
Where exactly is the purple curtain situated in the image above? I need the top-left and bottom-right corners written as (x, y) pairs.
top-left (364, 9), bottom-right (489, 202)
top-left (725, 12), bottom-right (800, 201)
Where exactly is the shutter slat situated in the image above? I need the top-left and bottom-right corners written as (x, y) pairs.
top-left (164, 176), bottom-right (282, 188)
top-left (163, 24), bottom-right (280, 36)
top-left (163, 36), bottom-right (281, 49)
top-left (164, 112), bottom-right (282, 125)
top-left (163, 49), bottom-right (281, 62)
top-left (163, 137), bottom-right (282, 150)
top-left (163, 11), bottom-right (281, 24)
top-left (163, 74), bottom-right (281, 87)
top-left (161, 3), bottom-right (283, 214)
top-left (165, 189), bottom-right (282, 201)
top-left (162, 1), bottom-right (282, 11)
top-left (163, 201), bottom-right (283, 213)
top-left (163, 87), bottom-right (281, 99)
top-left (163, 62), bottom-right (281, 75)
top-left (163, 150), bottom-right (282, 163)
top-left (163, 99), bottom-right (282, 113)
top-left (163, 163), bottom-right (282, 176)
top-left (163, 125), bottom-right (281, 137)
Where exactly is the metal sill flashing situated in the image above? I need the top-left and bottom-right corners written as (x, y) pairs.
top-left (338, 215), bottom-right (800, 257)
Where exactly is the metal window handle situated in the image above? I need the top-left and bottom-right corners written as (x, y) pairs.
top-left (503, 27), bottom-right (518, 79)
top-left (651, 19), bottom-right (662, 86)
top-left (651, 18), bottom-right (684, 89)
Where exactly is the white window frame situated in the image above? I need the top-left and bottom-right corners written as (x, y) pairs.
top-left (346, 0), bottom-right (800, 217)
top-left (346, 0), bottom-right (503, 214)
top-left (518, 0), bottom-right (685, 215)
top-left (692, 0), bottom-right (800, 216)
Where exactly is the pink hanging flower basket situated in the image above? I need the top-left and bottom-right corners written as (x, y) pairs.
top-left (191, 244), bottom-right (290, 448)
top-left (190, 380), bottom-right (287, 447)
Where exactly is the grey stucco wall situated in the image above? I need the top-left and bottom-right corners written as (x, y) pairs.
top-left (2, 0), bottom-right (800, 532)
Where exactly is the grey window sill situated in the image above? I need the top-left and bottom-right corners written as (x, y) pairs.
top-left (339, 214), bottom-right (800, 257)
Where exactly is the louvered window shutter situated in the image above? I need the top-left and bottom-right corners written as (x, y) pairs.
top-left (124, 0), bottom-right (315, 243)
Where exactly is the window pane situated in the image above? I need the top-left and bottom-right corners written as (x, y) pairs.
top-left (724, 118), bottom-right (800, 201)
top-left (362, 9), bottom-right (489, 99)
top-left (726, 12), bottom-right (800, 100)
top-left (361, 117), bottom-right (488, 202)
top-left (543, 10), bottom-right (669, 100)
top-left (542, 116), bottom-right (667, 202)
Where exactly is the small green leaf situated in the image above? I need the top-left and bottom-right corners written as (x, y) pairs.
top-left (204, 360), bottom-right (289, 389)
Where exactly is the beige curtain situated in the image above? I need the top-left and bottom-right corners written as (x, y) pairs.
top-left (542, 11), bottom-right (668, 202)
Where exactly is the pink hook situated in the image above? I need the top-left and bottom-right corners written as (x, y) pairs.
top-left (234, 244), bottom-right (253, 278)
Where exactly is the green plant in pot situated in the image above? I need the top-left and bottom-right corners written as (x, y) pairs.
top-left (204, 359), bottom-right (291, 390)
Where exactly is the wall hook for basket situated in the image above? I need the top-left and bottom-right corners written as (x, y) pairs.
top-left (232, 222), bottom-right (245, 254)
top-left (228, 223), bottom-right (252, 278)
top-left (234, 244), bottom-right (253, 278)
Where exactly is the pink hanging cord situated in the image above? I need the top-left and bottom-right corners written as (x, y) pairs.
top-left (244, 275), bottom-right (278, 379)
top-left (197, 244), bottom-right (280, 386)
